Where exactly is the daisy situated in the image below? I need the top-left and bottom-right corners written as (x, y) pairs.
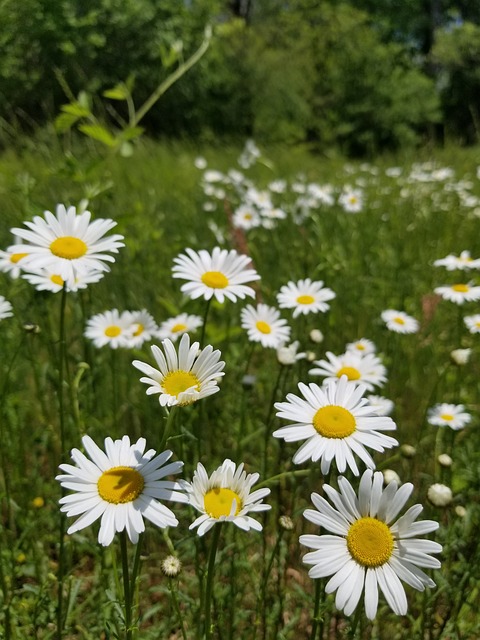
top-left (186, 459), bottom-right (271, 536)
top-left (10, 204), bottom-right (124, 286)
top-left (273, 376), bottom-right (398, 475)
top-left (132, 332), bottom-right (225, 407)
top-left (381, 310), bottom-right (419, 334)
top-left (277, 340), bottom-right (306, 366)
top-left (85, 309), bottom-right (134, 349)
top-left (434, 251), bottom-right (480, 271)
top-left (276, 279), bottom-right (336, 318)
top-left (0, 237), bottom-right (29, 278)
top-left (464, 314), bottom-right (480, 334)
top-left (338, 188), bottom-right (363, 213)
top-left (300, 469), bottom-right (441, 619)
top-left (0, 296), bottom-right (13, 320)
top-left (434, 283), bottom-right (480, 305)
top-left (232, 205), bottom-right (261, 230)
top-left (427, 403), bottom-right (472, 431)
top-left (22, 267), bottom-right (104, 293)
top-left (309, 352), bottom-right (387, 391)
top-left (156, 313), bottom-right (203, 342)
top-left (346, 338), bottom-right (376, 356)
top-left (123, 309), bottom-right (158, 348)
top-left (240, 303), bottom-right (291, 349)
top-left (56, 435), bottom-right (188, 546)
top-left (172, 247), bottom-right (260, 303)
top-left (366, 395), bottom-right (395, 417)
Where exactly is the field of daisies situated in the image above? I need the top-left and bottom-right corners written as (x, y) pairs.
top-left (0, 138), bottom-right (479, 640)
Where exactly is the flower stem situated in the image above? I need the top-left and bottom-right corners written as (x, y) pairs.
top-left (120, 531), bottom-right (133, 640)
top-left (169, 577), bottom-right (188, 640)
top-left (159, 405), bottom-right (177, 452)
top-left (204, 523), bottom-right (222, 640)
top-left (310, 579), bottom-right (325, 640)
top-left (200, 297), bottom-right (212, 347)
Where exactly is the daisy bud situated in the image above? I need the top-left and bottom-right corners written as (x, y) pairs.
top-left (279, 515), bottom-right (294, 531)
top-left (23, 323), bottom-right (40, 334)
top-left (382, 469), bottom-right (401, 485)
top-left (401, 444), bottom-right (416, 458)
top-left (437, 453), bottom-right (452, 467)
top-left (427, 483), bottom-right (453, 507)
top-left (310, 329), bottom-right (324, 344)
top-left (161, 555), bottom-right (182, 577)
top-left (455, 506), bottom-right (466, 518)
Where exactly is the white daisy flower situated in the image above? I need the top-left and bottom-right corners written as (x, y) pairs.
top-left (346, 338), bottom-right (377, 356)
top-left (381, 310), bottom-right (419, 334)
top-left (172, 247), bottom-right (260, 303)
top-left (434, 283), bottom-right (480, 305)
top-left (22, 267), bottom-right (104, 293)
top-left (186, 459), bottom-right (271, 536)
top-left (277, 279), bottom-right (336, 318)
top-left (232, 204), bottom-right (262, 230)
top-left (240, 303), bottom-right (291, 349)
top-left (450, 348), bottom-right (471, 365)
top-left (56, 435), bottom-right (188, 546)
top-left (434, 250), bottom-right (480, 271)
top-left (309, 352), bottom-right (387, 392)
top-left (10, 204), bottom-right (124, 285)
top-left (156, 313), bottom-right (203, 342)
top-left (277, 340), bottom-right (306, 366)
top-left (366, 395), bottom-right (395, 416)
top-left (123, 309), bottom-right (158, 348)
top-left (427, 403), bottom-right (472, 431)
top-left (300, 469), bottom-right (441, 619)
top-left (85, 309), bottom-right (135, 349)
top-left (0, 296), bottom-right (13, 320)
top-left (132, 332), bottom-right (225, 407)
top-left (338, 188), bottom-right (363, 213)
top-left (464, 314), bottom-right (480, 334)
top-left (0, 236), bottom-right (29, 278)
top-left (273, 376), bottom-right (398, 475)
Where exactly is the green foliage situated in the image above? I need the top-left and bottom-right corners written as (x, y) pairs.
top-left (432, 21), bottom-right (480, 143)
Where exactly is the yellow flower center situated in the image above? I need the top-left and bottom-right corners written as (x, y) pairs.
top-left (133, 323), bottom-right (144, 336)
top-left (452, 284), bottom-right (469, 293)
top-left (244, 213), bottom-right (253, 220)
top-left (97, 466), bottom-right (145, 504)
top-left (255, 321), bottom-right (271, 334)
top-left (50, 275), bottom-right (64, 286)
top-left (297, 295), bottom-right (315, 305)
top-left (105, 325), bottom-right (121, 338)
top-left (204, 487), bottom-right (242, 518)
top-left (394, 317), bottom-right (405, 325)
top-left (201, 271), bottom-right (229, 289)
top-left (440, 413), bottom-right (453, 421)
top-left (50, 236), bottom-right (88, 260)
top-left (171, 323), bottom-right (187, 333)
top-left (162, 370), bottom-right (200, 398)
top-left (312, 405), bottom-right (356, 438)
top-left (347, 517), bottom-right (394, 568)
top-left (336, 366), bottom-right (361, 381)
top-left (11, 252), bottom-right (28, 264)
top-left (356, 345), bottom-right (366, 351)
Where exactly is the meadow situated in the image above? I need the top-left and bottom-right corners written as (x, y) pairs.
top-left (0, 135), bottom-right (479, 639)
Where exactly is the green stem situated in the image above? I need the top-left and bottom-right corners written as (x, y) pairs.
top-left (256, 469), bottom-right (311, 490)
top-left (310, 579), bottom-right (324, 640)
top-left (262, 364), bottom-right (284, 478)
top-left (120, 532), bottom-right (133, 640)
top-left (159, 405), bottom-right (177, 452)
top-left (204, 523), bottom-right (222, 640)
top-left (169, 577), bottom-right (188, 640)
top-left (200, 297), bottom-right (212, 347)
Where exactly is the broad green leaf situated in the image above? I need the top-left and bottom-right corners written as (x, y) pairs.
top-left (78, 124), bottom-right (116, 147)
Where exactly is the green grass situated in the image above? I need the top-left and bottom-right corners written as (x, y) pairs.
top-left (0, 133), bottom-right (480, 639)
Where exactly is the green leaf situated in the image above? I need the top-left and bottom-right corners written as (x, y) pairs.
top-left (61, 102), bottom-right (91, 118)
top-left (119, 126), bottom-right (144, 141)
top-left (54, 112), bottom-right (80, 132)
top-left (78, 124), bottom-right (116, 147)
top-left (103, 84), bottom-right (130, 101)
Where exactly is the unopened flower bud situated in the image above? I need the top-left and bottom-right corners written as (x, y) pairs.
top-left (279, 515), bottom-right (294, 531)
top-left (162, 555), bottom-right (182, 577)
top-left (450, 348), bottom-right (471, 365)
top-left (401, 444), bottom-right (416, 458)
top-left (382, 469), bottom-right (401, 485)
top-left (427, 483), bottom-right (453, 507)
top-left (309, 329), bottom-right (324, 344)
top-left (437, 453), bottom-right (452, 468)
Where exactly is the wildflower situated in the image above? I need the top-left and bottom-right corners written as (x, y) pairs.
top-left (382, 469), bottom-right (401, 485)
top-left (338, 188), bottom-right (363, 213)
top-left (85, 309), bottom-right (134, 349)
top-left (162, 555), bottom-right (182, 577)
top-left (401, 444), bottom-right (416, 458)
top-left (172, 247), bottom-right (260, 303)
top-left (56, 435), bottom-right (187, 546)
top-left (366, 395), bottom-right (394, 416)
top-left (346, 338), bottom-right (376, 356)
top-left (300, 469), bottom-right (441, 619)
top-left (124, 309), bottom-right (158, 349)
top-left (10, 204), bottom-right (124, 286)
top-left (0, 296), bottom-right (13, 320)
top-left (309, 329), bottom-right (324, 344)
top-left (22, 267), bottom-right (104, 293)
top-left (232, 205), bottom-right (261, 230)
top-left (156, 313), bottom-right (203, 342)
top-left (434, 283), bottom-right (480, 305)
top-left (437, 454), bottom-right (452, 467)
top-left (434, 251), bottom-right (480, 271)
top-left (32, 497), bottom-right (45, 508)
top-left (277, 341), bottom-right (306, 366)
top-left (381, 310), bottom-right (419, 334)
top-left (427, 484), bottom-right (453, 507)
top-left (186, 459), bottom-right (271, 536)
top-left (427, 403), bottom-right (471, 431)
top-left (241, 304), bottom-right (291, 349)
top-left (194, 157), bottom-right (207, 170)
top-left (279, 515), bottom-right (294, 531)
top-left (309, 351), bottom-right (387, 391)
top-left (464, 314), bottom-right (480, 334)
top-left (274, 376), bottom-right (397, 475)
top-left (132, 333), bottom-right (224, 407)
top-left (0, 236), bottom-right (29, 278)
top-left (450, 348), bottom-right (471, 365)
top-left (277, 278), bottom-right (336, 318)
